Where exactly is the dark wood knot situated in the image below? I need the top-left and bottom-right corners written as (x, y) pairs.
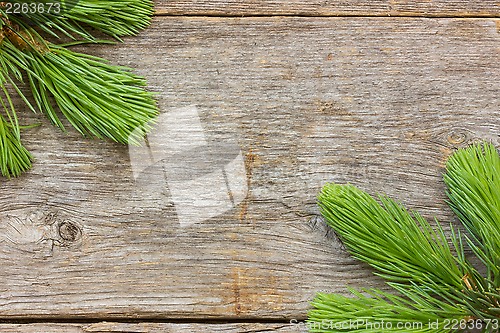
top-left (58, 221), bottom-right (82, 242)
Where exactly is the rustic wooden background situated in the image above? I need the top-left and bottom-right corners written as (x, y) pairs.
top-left (0, 1), bottom-right (499, 332)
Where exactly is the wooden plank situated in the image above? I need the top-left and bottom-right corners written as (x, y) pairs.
top-left (154, 0), bottom-right (500, 17)
top-left (0, 323), bottom-right (296, 332)
top-left (0, 17), bottom-right (498, 319)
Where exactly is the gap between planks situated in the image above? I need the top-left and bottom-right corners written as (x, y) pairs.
top-left (0, 317), bottom-right (292, 324)
top-left (0, 322), bottom-right (296, 333)
top-left (153, 12), bottom-right (500, 19)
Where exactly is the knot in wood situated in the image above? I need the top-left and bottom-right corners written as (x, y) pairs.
top-left (447, 130), bottom-right (469, 145)
top-left (58, 221), bottom-right (81, 242)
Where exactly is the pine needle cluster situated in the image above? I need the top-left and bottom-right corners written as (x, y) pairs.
top-left (0, 0), bottom-right (157, 177)
top-left (308, 142), bottom-right (500, 332)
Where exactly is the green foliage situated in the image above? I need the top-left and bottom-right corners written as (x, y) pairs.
top-left (0, 114), bottom-right (32, 176)
top-left (308, 142), bottom-right (500, 332)
top-left (17, 0), bottom-right (154, 40)
top-left (310, 288), bottom-right (466, 333)
top-left (445, 143), bottom-right (500, 287)
top-left (0, 0), bottom-right (157, 177)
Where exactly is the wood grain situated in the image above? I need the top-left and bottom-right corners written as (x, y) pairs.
top-left (154, 0), bottom-right (500, 17)
top-left (0, 323), bottom-right (296, 332)
top-left (0, 16), bottom-right (498, 320)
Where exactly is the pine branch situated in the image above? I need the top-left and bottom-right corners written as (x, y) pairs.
top-left (0, 22), bottom-right (33, 177)
top-left (309, 287), bottom-right (466, 333)
top-left (318, 183), bottom-right (465, 290)
top-left (0, 114), bottom-right (32, 177)
top-left (63, 0), bottom-right (154, 38)
top-left (444, 142), bottom-right (500, 286)
top-left (11, 0), bottom-right (154, 40)
top-left (309, 143), bottom-right (500, 332)
top-left (0, 0), bottom-right (157, 177)
top-left (23, 45), bottom-right (157, 144)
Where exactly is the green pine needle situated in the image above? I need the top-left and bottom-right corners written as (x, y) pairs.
top-left (64, 0), bottom-right (155, 38)
top-left (24, 45), bottom-right (157, 144)
top-left (318, 183), bottom-right (464, 289)
top-left (445, 143), bottom-right (500, 286)
top-left (309, 142), bottom-right (500, 332)
top-left (0, 114), bottom-right (32, 177)
top-left (0, 0), bottom-right (157, 177)
top-left (309, 287), bottom-right (466, 333)
top-left (18, 0), bottom-right (155, 40)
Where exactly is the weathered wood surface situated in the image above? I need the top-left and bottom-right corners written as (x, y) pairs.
top-left (154, 0), bottom-right (500, 17)
top-left (0, 16), bottom-right (498, 323)
top-left (0, 323), bottom-right (296, 332)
